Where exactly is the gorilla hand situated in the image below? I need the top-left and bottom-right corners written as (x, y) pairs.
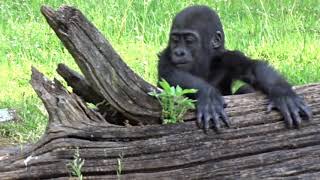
top-left (268, 94), bottom-right (312, 128)
top-left (196, 87), bottom-right (230, 132)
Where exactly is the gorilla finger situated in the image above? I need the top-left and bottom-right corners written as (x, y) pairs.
top-left (204, 113), bottom-right (211, 133)
top-left (295, 100), bottom-right (312, 120)
top-left (211, 105), bottom-right (221, 130)
top-left (223, 102), bottom-right (228, 108)
top-left (267, 101), bottom-right (275, 113)
top-left (211, 112), bottom-right (221, 132)
top-left (287, 99), bottom-right (299, 127)
top-left (279, 104), bottom-right (293, 128)
top-left (291, 111), bottom-right (301, 129)
top-left (220, 111), bottom-right (230, 127)
top-left (283, 112), bottom-right (294, 129)
top-left (221, 98), bottom-right (227, 108)
top-left (300, 105), bottom-right (312, 120)
top-left (196, 112), bottom-right (203, 129)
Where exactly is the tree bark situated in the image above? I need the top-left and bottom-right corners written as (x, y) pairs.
top-left (56, 63), bottom-right (128, 125)
top-left (1, 5), bottom-right (320, 179)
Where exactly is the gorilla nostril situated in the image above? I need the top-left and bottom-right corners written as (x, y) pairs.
top-left (175, 50), bottom-right (185, 57)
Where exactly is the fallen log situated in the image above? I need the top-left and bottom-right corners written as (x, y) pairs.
top-left (0, 5), bottom-right (320, 179)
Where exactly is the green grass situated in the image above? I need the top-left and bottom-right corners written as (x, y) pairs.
top-left (0, 0), bottom-right (319, 144)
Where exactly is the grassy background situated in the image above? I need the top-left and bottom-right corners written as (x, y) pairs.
top-left (0, 0), bottom-right (319, 145)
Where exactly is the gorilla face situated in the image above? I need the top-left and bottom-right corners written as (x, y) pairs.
top-left (169, 30), bottom-right (201, 71)
top-left (168, 6), bottom-right (225, 71)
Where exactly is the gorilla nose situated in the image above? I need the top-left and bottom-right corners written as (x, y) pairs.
top-left (174, 49), bottom-right (186, 57)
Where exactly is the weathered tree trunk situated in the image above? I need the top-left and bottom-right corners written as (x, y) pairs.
top-left (1, 5), bottom-right (320, 179)
top-left (40, 5), bottom-right (161, 125)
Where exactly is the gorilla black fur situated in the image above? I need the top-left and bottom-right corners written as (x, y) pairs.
top-left (158, 5), bottom-right (312, 132)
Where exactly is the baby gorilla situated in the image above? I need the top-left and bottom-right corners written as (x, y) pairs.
top-left (158, 5), bottom-right (312, 132)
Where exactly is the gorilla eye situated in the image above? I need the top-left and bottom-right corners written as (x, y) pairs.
top-left (185, 36), bottom-right (196, 44)
top-left (171, 35), bottom-right (179, 43)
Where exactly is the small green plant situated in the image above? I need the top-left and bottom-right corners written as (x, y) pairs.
top-left (117, 153), bottom-right (124, 180)
top-left (149, 79), bottom-right (197, 124)
top-left (67, 147), bottom-right (84, 180)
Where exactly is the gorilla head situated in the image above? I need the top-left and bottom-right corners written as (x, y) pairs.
top-left (168, 6), bottom-right (225, 71)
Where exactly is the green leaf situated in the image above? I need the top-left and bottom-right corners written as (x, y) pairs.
top-left (159, 78), bottom-right (171, 92)
top-left (176, 85), bottom-right (183, 95)
top-left (148, 91), bottom-right (158, 97)
top-left (170, 86), bottom-right (176, 95)
top-left (182, 88), bottom-right (197, 95)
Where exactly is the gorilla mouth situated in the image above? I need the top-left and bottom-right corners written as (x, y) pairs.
top-left (175, 61), bottom-right (189, 66)
top-left (175, 61), bottom-right (188, 65)
top-left (175, 62), bottom-right (191, 69)
top-left (173, 58), bottom-right (192, 66)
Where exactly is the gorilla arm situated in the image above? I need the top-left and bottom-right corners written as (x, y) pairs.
top-left (221, 50), bottom-right (312, 128)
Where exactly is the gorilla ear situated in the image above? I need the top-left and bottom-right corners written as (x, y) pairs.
top-left (211, 31), bottom-right (223, 49)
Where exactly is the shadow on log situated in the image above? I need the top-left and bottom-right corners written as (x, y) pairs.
top-left (1, 5), bottom-right (320, 179)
